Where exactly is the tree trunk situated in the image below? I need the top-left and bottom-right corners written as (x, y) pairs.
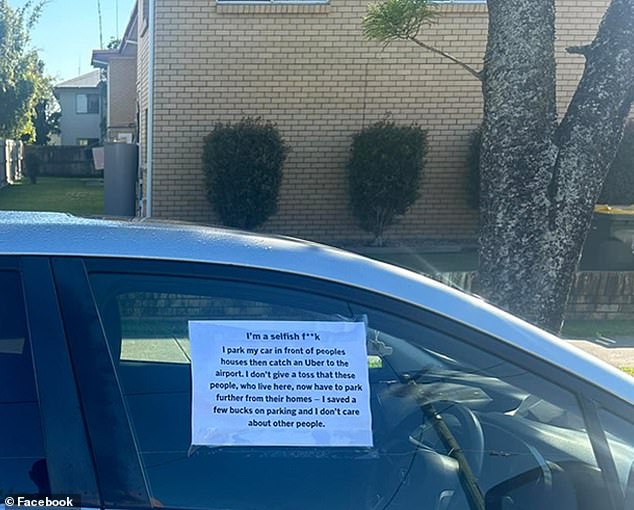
top-left (478, 0), bottom-right (634, 332)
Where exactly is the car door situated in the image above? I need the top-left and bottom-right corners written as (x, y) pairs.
top-left (0, 256), bottom-right (99, 508)
top-left (49, 256), bottom-right (634, 510)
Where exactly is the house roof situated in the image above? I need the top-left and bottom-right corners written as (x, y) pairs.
top-left (54, 70), bottom-right (102, 90)
top-left (92, 2), bottom-right (138, 68)
top-left (91, 49), bottom-right (120, 68)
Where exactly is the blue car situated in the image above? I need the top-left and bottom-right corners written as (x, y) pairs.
top-left (1, 212), bottom-right (632, 510)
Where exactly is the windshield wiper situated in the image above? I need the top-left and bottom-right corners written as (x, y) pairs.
top-left (418, 400), bottom-right (485, 510)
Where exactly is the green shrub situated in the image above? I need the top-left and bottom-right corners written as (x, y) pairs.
top-left (466, 127), bottom-right (481, 209)
top-left (347, 120), bottom-right (427, 245)
top-left (599, 121), bottom-right (634, 205)
top-left (202, 118), bottom-right (288, 229)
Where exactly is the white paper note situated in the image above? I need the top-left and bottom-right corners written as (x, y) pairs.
top-left (189, 320), bottom-right (373, 447)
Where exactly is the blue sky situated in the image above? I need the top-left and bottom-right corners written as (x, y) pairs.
top-left (9, 0), bottom-right (136, 83)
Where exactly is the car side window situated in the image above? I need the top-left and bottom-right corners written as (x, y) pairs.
top-left (597, 408), bottom-right (634, 501)
top-left (0, 272), bottom-right (49, 495)
top-left (89, 269), bottom-right (624, 510)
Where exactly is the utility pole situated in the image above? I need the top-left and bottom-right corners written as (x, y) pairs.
top-left (97, 0), bottom-right (104, 48)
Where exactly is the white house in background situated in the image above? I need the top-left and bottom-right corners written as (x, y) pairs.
top-left (53, 70), bottom-right (104, 146)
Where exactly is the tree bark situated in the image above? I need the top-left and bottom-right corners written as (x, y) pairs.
top-left (478, 0), bottom-right (634, 332)
top-left (478, 0), bottom-right (559, 326)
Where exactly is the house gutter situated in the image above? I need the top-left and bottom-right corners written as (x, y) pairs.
top-left (146, 0), bottom-right (155, 217)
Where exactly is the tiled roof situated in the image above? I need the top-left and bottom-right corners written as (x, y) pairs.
top-left (55, 70), bottom-right (102, 89)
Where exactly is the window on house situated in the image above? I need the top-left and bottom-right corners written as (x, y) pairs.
top-left (77, 138), bottom-right (100, 147)
top-left (76, 93), bottom-right (100, 114)
top-left (217, 0), bottom-right (328, 4)
top-left (216, 0), bottom-right (484, 3)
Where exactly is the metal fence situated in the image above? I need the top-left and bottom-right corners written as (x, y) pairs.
top-left (0, 139), bottom-right (24, 188)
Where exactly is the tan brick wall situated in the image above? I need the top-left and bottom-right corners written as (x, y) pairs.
top-left (138, 0), bottom-right (610, 243)
top-left (107, 57), bottom-right (137, 138)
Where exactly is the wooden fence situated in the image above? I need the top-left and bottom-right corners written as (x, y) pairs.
top-left (24, 145), bottom-right (100, 178)
top-left (0, 139), bottom-right (23, 188)
top-left (439, 271), bottom-right (634, 321)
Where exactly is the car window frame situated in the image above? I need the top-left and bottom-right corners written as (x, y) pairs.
top-left (49, 254), bottom-right (634, 510)
top-left (0, 256), bottom-right (100, 503)
top-left (51, 257), bottom-right (152, 508)
top-left (21, 257), bottom-right (102, 503)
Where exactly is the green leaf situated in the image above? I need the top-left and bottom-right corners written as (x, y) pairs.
top-left (363, 0), bottom-right (438, 44)
top-left (0, 0), bottom-right (50, 139)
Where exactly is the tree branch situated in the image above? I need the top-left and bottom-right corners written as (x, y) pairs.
top-left (409, 36), bottom-right (483, 81)
top-left (539, 0), bottom-right (634, 329)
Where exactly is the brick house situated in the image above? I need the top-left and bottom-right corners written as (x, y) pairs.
top-left (109, 0), bottom-right (610, 243)
top-left (92, 7), bottom-right (139, 144)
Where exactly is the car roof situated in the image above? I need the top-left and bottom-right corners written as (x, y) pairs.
top-left (2, 211), bottom-right (633, 404)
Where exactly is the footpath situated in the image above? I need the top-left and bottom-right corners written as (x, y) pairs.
top-left (566, 337), bottom-right (634, 370)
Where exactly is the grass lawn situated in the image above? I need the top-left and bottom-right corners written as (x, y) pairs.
top-left (622, 367), bottom-right (634, 376)
top-left (561, 319), bottom-right (634, 339)
top-left (0, 177), bottom-right (103, 216)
